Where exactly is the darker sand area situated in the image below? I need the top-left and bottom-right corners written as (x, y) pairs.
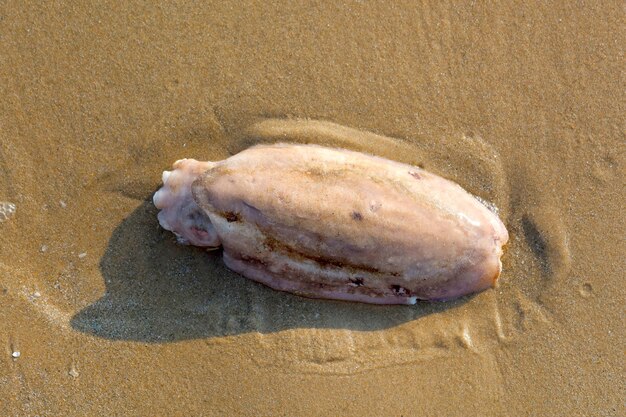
top-left (0, 2), bottom-right (624, 416)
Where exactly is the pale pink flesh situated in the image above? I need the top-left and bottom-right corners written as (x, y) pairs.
top-left (154, 144), bottom-right (509, 304)
top-left (153, 159), bottom-right (219, 247)
top-left (222, 252), bottom-right (419, 305)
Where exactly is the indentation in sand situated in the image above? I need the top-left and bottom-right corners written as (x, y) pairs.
top-left (66, 118), bottom-right (566, 375)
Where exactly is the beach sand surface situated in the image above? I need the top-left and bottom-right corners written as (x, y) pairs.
top-left (0, 1), bottom-right (624, 416)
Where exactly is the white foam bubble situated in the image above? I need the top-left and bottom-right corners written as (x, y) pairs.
top-left (0, 201), bottom-right (16, 222)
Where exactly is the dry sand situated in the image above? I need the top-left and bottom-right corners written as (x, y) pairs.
top-left (0, 1), bottom-right (624, 416)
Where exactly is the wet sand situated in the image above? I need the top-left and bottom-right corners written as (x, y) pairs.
top-left (1, 2), bottom-right (624, 416)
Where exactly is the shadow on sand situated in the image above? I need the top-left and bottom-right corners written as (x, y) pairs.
top-left (71, 201), bottom-right (470, 342)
